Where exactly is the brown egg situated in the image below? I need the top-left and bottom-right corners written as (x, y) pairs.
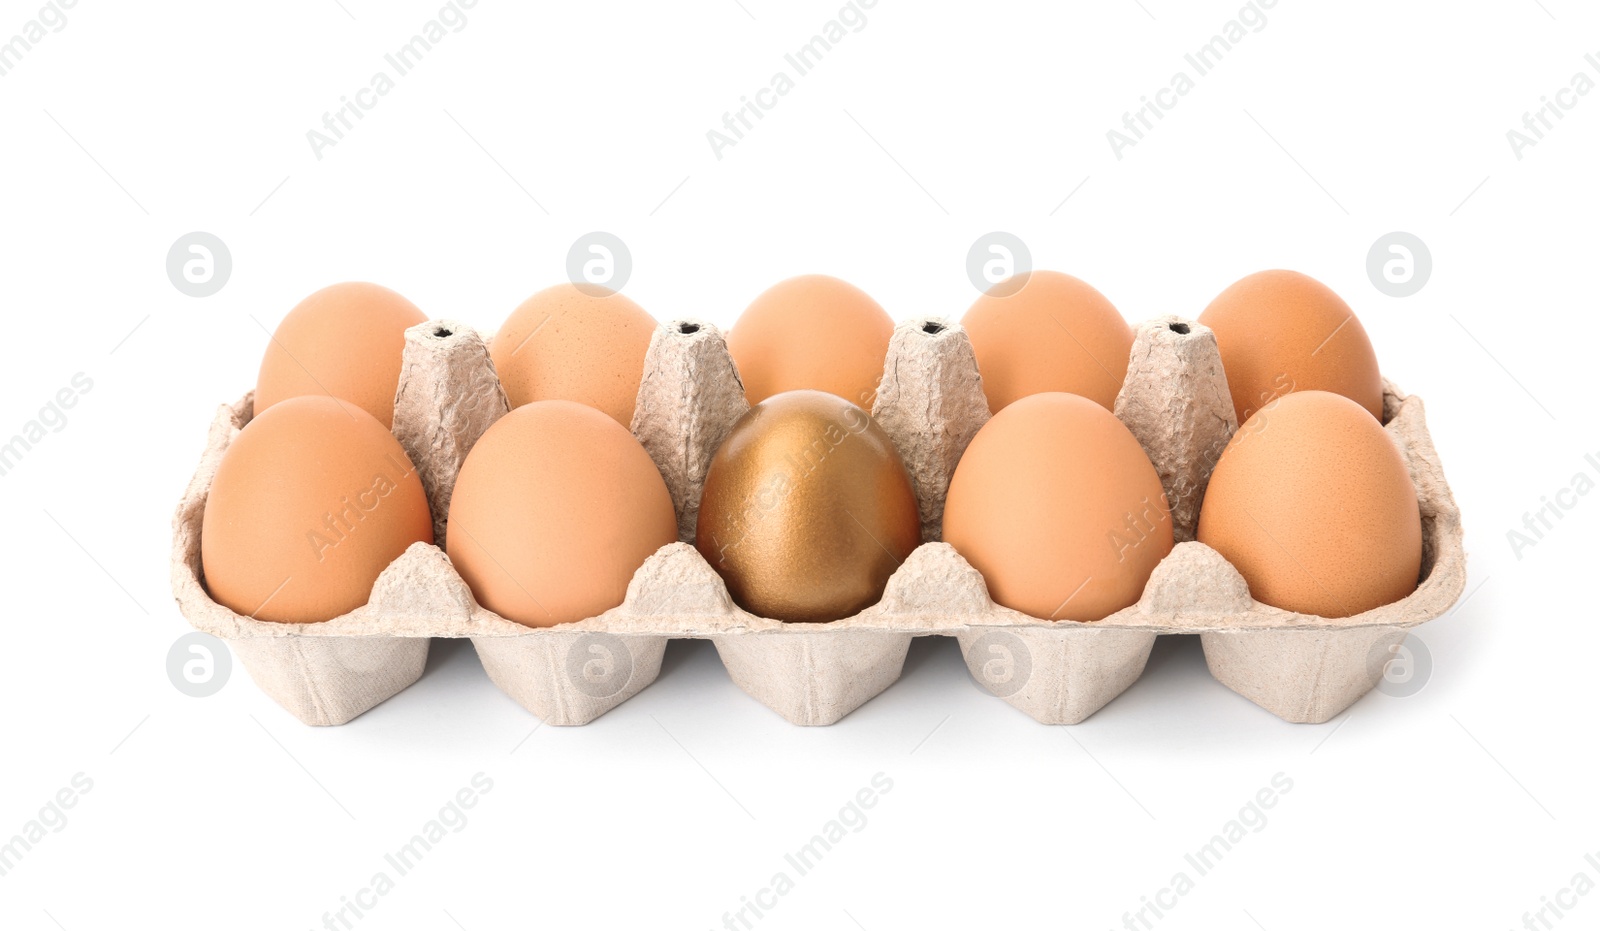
top-left (695, 390), bottom-right (920, 623)
top-left (1197, 391), bottom-right (1421, 618)
top-left (1198, 269), bottom-right (1384, 424)
top-left (489, 284), bottom-right (657, 428)
top-left (201, 396), bottom-right (433, 623)
top-left (962, 271), bottom-right (1134, 413)
top-left (726, 275), bottom-right (895, 409)
top-left (943, 392), bottom-right (1172, 621)
top-left (446, 400), bottom-right (676, 627)
top-left (255, 282), bottom-right (427, 428)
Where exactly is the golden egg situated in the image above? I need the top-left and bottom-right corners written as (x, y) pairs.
top-left (695, 389), bottom-right (920, 622)
top-left (1197, 390), bottom-right (1421, 618)
top-left (1198, 269), bottom-right (1384, 423)
top-left (489, 284), bottom-right (657, 428)
top-left (942, 392), bottom-right (1172, 621)
top-left (726, 275), bottom-right (895, 409)
top-left (201, 396), bottom-right (433, 623)
top-left (255, 282), bottom-right (428, 428)
top-left (962, 271), bottom-right (1134, 413)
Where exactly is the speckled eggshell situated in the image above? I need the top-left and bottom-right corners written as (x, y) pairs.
top-left (942, 392), bottom-right (1174, 621)
top-left (201, 396), bottom-right (433, 623)
top-left (1198, 269), bottom-right (1384, 424)
top-left (726, 275), bottom-right (895, 410)
top-left (488, 284), bottom-right (657, 428)
top-left (1197, 390), bottom-right (1422, 618)
top-left (255, 282), bottom-right (429, 428)
top-left (961, 271), bottom-right (1134, 413)
top-left (445, 400), bottom-right (678, 628)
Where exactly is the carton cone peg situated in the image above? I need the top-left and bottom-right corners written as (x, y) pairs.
top-left (872, 317), bottom-right (991, 541)
top-left (391, 320), bottom-right (509, 548)
top-left (631, 319), bottom-right (750, 542)
top-left (1114, 316), bottom-right (1237, 543)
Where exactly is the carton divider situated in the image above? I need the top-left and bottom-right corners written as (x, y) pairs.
top-left (171, 312), bottom-right (1466, 727)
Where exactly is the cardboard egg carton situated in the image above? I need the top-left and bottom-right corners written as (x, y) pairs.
top-left (170, 314), bottom-right (1465, 727)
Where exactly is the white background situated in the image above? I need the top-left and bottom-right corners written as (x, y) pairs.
top-left (0, 1), bottom-right (1593, 929)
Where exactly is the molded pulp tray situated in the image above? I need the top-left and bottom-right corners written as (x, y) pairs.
top-left (170, 313), bottom-right (1465, 726)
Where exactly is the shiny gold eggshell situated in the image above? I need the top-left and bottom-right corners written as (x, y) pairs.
top-left (695, 390), bottom-right (921, 623)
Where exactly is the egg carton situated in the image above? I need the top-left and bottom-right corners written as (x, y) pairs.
top-left (170, 313), bottom-right (1465, 727)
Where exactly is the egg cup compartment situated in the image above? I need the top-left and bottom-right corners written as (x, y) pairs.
top-left (711, 630), bottom-right (915, 727)
top-left (171, 305), bottom-right (1463, 727)
top-left (470, 631), bottom-right (669, 727)
top-left (226, 636), bottom-right (429, 727)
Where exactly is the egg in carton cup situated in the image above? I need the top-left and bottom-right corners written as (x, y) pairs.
top-left (170, 313), bottom-right (1465, 726)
